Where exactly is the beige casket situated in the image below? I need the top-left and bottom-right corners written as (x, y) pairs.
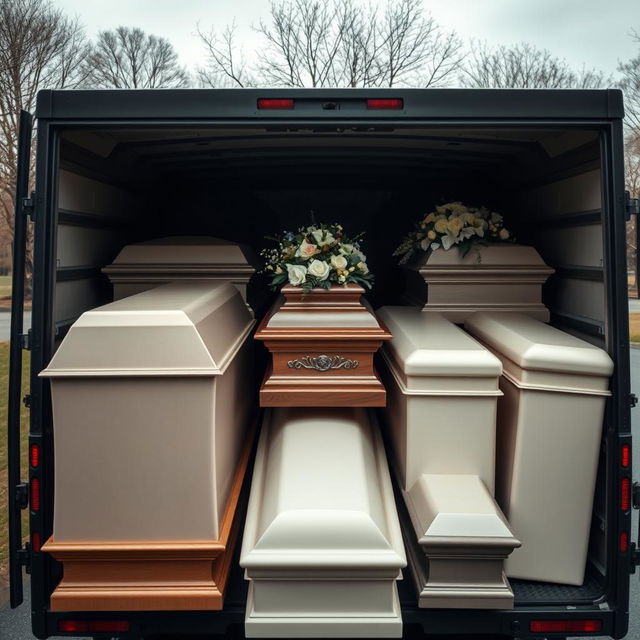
top-left (40, 281), bottom-right (256, 610)
top-left (378, 307), bottom-right (519, 608)
top-left (102, 235), bottom-right (258, 306)
top-left (465, 312), bottom-right (614, 585)
top-left (402, 244), bottom-right (555, 322)
top-left (241, 407), bottom-right (406, 637)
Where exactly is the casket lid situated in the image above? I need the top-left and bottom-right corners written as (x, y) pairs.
top-left (415, 243), bottom-right (553, 271)
top-left (41, 282), bottom-right (254, 377)
top-left (465, 312), bottom-right (614, 377)
top-left (407, 474), bottom-right (519, 548)
top-left (103, 235), bottom-right (257, 274)
top-left (378, 307), bottom-right (501, 377)
top-left (241, 408), bottom-right (406, 573)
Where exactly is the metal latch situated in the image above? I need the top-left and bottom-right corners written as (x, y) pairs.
top-left (22, 394), bottom-right (31, 408)
top-left (20, 330), bottom-right (31, 351)
top-left (15, 482), bottom-right (28, 509)
top-left (16, 542), bottom-right (31, 573)
top-left (631, 543), bottom-right (640, 573)
top-left (21, 191), bottom-right (35, 222)
top-left (625, 190), bottom-right (639, 221)
top-left (631, 394), bottom-right (638, 408)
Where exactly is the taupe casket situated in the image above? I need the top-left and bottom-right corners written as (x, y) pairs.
top-left (465, 312), bottom-right (614, 585)
top-left (40, 282), bottom-right (255, 611)
top-left (378, 307), bottom-right (519, 609)
top-left (102, 235), bottom-right (257, 305)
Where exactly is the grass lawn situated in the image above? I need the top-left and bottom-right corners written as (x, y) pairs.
top-left (0, 275), bottom-right (10, 299)
top-left (631, 313), bottom-right (640, 344)
top-left (0, 341), bottom-right (30, 592)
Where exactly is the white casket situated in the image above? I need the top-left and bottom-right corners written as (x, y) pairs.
top-left (464, 312), bottom-right (614, 585)
top-left (402, 244), bottom-right (555, 322)
top-left (102, 235), bottom-right (258, 306)
top-left (241, 407), bottom-right (406, 638)
top-left (40, 282), bottom-right (256, 611)
top-left (378, 307), bottom-right (519, 608)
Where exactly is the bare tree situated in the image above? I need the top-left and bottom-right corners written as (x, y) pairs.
top-left (84, 26), bottom-right (190, 89)
top-left (619, 31), bottom-right (640, 137)
top-left (0, 0), bottom-right (90, 291)
top-left (626, 135), bottom-right (640, 289)
top-left (461, 41), bottom-right (611, 89)
top-left (198, 0), bottom-right (463, 88)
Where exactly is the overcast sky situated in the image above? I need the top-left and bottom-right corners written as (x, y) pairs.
top-left (53, 0), bottom-right (639, 79)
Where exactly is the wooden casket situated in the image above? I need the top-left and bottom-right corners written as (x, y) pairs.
top-left (241, 407), bottom-right (406, 637)
top-left (378, 307), bottom-right (520, 608)
top-left (255, 284), bottom-right (392, 407)
top-left (40, 282), bottom-right (256, 610)
top-left (465, 312), bottom-right (614, 585)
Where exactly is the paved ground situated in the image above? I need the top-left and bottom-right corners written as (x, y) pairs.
top-left (631, 298), bottom-right (640, 314)
top-left (0, 350), bottom-right (639, 639)
top-left (0, 311), bottom-right (31, 342)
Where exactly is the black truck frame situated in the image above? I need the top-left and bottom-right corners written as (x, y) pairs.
top-left (6, 88), bottom-right (636, 639)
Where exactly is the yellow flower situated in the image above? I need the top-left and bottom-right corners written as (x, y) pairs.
top-left (434, 219), bottom-right (448, 233)
top-left (424, 213), bottom-right (436, 223)
top-left (447, 217), bottom-right (464, 235)
top-left (427, 230), bottom-right (436, 240)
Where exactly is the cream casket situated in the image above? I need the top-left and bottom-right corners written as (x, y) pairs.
top-left (402, 244), bottom-right (555, 322)
top-left (465, 312), bottom-right (614, 585)
top-left (241, 407), bottom-right (406, 637)
top-left (102, 235), bottom-right (258, 305)
top-left (40, 282), bottom-right (256, 611)
top-left (378, 307), bottom-right (519, 608)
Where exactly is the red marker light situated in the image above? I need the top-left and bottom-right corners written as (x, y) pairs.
top-left (366, 98), bottom-right (403, 110)
top-left (620, 531), bottom-right (629, 553)
top-left (621, 477), bottom-right (631, 511)
top-left (30, 478), bottom-right (40, 511)
top-left (622, 444), bottom-right (630, 468)
top-left (530, 619), bottom-right (602, 633)
top-left (59, 620), bottom-right (130, 633)
top-left (30, 444), bottom-right (40, 468)
top-left (257, 98), bottom-right (295, 110)
top-left (31, 532), bottom-right (41, 552)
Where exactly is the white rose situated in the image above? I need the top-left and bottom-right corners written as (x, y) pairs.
top-left (286, 264), bottom-right (307, 286)
top-left (307, 259), bottom-right (331, 280)
top-left (339, 243), bottom-right (354, 254)
top-left (330, 254), bottom-right (348, 270)
top-left (499, 228), bottom-right (510, 240)
top-left (311, 229), bottom-right (335, 246)
top-left (357, 261), bottom-right (369, 274)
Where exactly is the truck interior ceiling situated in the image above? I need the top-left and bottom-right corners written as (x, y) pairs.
top-left (55, 124), bottom-right (609, 604)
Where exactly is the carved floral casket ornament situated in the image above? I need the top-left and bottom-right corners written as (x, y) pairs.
top-left (254, 284), bottom-right (392, 407)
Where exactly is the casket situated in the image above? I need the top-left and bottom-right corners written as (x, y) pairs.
top-left (255, 285), bottom-right (392, 407)
top-left (377, 307), bottom-right (519, 608)
top-left (40, 282), bottom-right (256, 610)
top-left (402, 244), bottom-right (555, 322)
top-left (241, 407), bottom-right (406, 637)
top-left (102, 235), bottom-right (258, 306)
top-left (378, 307), bottom-right (502, 493)
top-left (464, 312), bottom-right (614, 585)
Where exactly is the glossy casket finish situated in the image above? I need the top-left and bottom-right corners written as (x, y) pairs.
top-left (241, 407), bottom-right (406, 637)
top-left (465, 312), bottom-right (614, 585)
top-left (40, 282), bottom-right (256, 610)
top-left (255, 285), bottom-right (392, 407)
top-left (402, 244), bottom-right (554, 322)
top-left (102, 235), bottom-right (257, 305)
top-left (378, 307), bottom-right (519, 608)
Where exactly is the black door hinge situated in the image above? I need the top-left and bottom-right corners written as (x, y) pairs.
top-left (16, 542), bottom-right (31, 573)
top-left (21, 191), bottom-right (35, 222)
top-left (631, 542), bottom-right (640, 573)
top-left (626, 190), bottom-right (639, 221)
top-left (631, 393), bottom-right (638, 408)
top-left (20, 329), bottom-right (32, 351)
top-left (15, 482), bottom-right (28, 509)
top-left (22, 394), bottom-right (31, 408)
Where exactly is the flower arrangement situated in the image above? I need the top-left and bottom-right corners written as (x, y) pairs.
top-left (393, 202), bottom-right (514, 264)
top-left (260, 223), bottom-right (374, 293)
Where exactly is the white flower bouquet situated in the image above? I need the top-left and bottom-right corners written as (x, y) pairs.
top-left (393, 202), bottom-right (514, 264)
top-left (260, 223), bottom-right (374, 293)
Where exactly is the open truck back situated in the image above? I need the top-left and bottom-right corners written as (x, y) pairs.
top-left (6, 88), bottom-right (636, 638)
